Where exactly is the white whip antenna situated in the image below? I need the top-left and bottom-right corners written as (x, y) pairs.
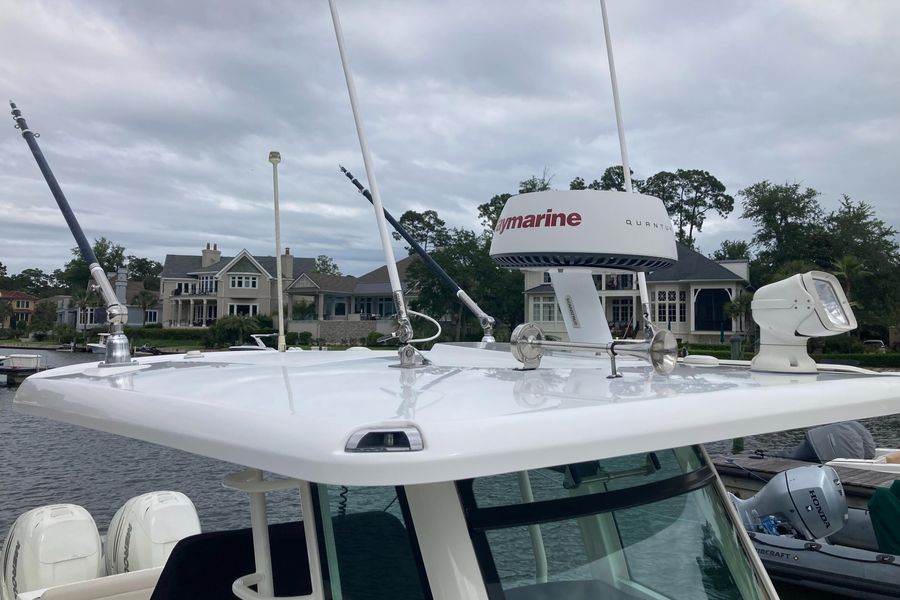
top-left (599, 0), bottom-right (654, 337)
top-left (327, 0), bottom-right (415, 355)
top-left (269, 151), bottom-right (286, 352)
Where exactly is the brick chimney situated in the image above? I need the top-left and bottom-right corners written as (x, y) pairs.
top-left (201, 242), bottom-right (222, 268)
top-left (280, 247), bottom-right (293, 281)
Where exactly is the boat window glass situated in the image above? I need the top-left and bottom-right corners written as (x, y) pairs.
top-left (313, 484), bottom-right (431, 600)
top-left (458, 447), bottom-right (769, 600)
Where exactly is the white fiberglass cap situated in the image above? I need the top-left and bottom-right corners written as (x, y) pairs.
top-left (489, 190), bottom-right (677, 271)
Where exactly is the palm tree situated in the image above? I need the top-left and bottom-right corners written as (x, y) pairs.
top-left (132, 290), bottom-right (159, 326)
top-left (830, 254), bottom-right (869, 307)
top-left (71, 288), bottom-right (102, 347)
top-left (0, 299), bottom-right (12, 330)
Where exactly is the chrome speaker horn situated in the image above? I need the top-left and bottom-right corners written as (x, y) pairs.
top-left (509, 323), bottom-right (678, 376)
top-left (612, 329), bottom-right (678, 376)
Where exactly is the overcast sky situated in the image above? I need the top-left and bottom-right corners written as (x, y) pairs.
top-left (2, 0), bottom-right (898, 278)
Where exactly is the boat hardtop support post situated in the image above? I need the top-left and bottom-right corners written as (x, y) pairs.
top-left (340, 165), bottom-right (497, 343)
top-left (222, 469), bottom-right (325, 599)
top-left (10, 101), bottom-right (132, 366)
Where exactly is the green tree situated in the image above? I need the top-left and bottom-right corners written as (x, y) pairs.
top-left (391, 210), bottom-right (450, 253)
top-left (132, 290), bottom-right (159, 326)
top-left (569, 176), bottom-right (586, 190)
top-left (314, 255), bottom-right (342, 276)
top-left (0, 299), bottom-right (12, 329)
top-left (127, 256), bottom-right (163, 291)
top-left (518, 168), bottom-right (554, 194)
top-left (739, 181), bottom-right (822, 267)
top-left (712, 240), bottom-right (752, 261)
top-left (71, 288), bottom-right (102, 337)
top-left (644, 169), bottom-right (732, 247)
top-left (598, 166), bottom-right (643, 192)
top-left (406, 228), bottom-right (523, 341)
top-left (477, 193), bottom-right (512, 233)
top-left (477, 172), bottom-right (553, 235)
top-left (29, 300), bottom-right (57, 332)
top-left (206, 314), bottom-right (260, 346)
top-left (59, 237), bottom-right (127, 291)
top-left (9, 268), bottom-right (59, 297)
top-left (830, 255), bottom-right (869, 307)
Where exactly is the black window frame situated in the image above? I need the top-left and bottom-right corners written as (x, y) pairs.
top-left (455, 450), bottom-right (716, 600)
top-left (310, 484), bottom-right (434, 600)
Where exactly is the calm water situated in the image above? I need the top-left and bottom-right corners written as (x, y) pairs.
top-left (1, 348), bottom-right (898, 599)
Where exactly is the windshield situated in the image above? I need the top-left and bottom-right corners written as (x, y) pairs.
top-left (456, 447), bottom-right (771, 600)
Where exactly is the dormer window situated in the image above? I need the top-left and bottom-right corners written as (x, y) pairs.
top-left (230, 275), bottom-right (258, 289)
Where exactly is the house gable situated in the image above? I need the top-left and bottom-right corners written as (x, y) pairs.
top-left (288, 273), bottom-right (320, 290)
top-left (216, 250), bottom-right (272, 278)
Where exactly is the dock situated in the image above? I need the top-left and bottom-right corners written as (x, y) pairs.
top-left (713, 453), bottom-right (897, 509)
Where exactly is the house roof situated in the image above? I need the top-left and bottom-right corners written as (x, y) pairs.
top-left (302, 273), bottom-right (359, 293)
top-left (645, 243), bottom-right (747, 283)
top-left (0, 290), bottom-right (38, 301)
top-left (356, 254), bottom-right (418, 284)
top-left (162, 254), bottom-right (315, 279)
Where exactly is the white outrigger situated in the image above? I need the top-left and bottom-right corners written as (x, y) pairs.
top-left (5, 2), bottom-right (900, 599)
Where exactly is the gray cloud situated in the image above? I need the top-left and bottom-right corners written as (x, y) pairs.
top-left (2, 0), bottom-right (898, 277)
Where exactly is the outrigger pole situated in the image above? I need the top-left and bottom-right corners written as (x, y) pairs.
top-left (598, 1), bottom-right (655, 338)
top-left (10, 102), bottom-right (132, 365)
top-left (340, 165), bottom-right (496, 343)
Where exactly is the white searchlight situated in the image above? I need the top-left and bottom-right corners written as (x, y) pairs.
top-left (751, 271), bottom-right (857, 374)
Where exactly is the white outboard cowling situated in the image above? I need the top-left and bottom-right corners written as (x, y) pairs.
top-left (0, 504), bottom-right (102, 600)
top-left (731, 465), bottom-right (849, 540)
top-left (105, 491), bottom-right (201, 575)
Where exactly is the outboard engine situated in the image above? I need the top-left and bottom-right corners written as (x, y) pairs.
top-left (0, 504), bottom-right (102, 600)
top-left (105, 491), bottom-right (201, 575)
top-left (731, 465), bottom-right (848, 540)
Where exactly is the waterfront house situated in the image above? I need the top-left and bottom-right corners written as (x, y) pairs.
top-left (54, 268), bottom-right (161, 330)
top-left (160, 244), bottom-right (414, 343)
top-left (0, 290), bottom-right (37, 328)
top-left (523, 243), bottom-right (751, 343)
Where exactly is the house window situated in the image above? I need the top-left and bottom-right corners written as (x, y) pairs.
top-left (78, 308), bottom-right (97, 325)
top-left (144, 310), bottom-right (159, 324)
top-left (376, 298), bottom-right (395, 318)
top-left (605, 274), bottom-right (633, 291)
top-left (200, 275), bottom-right (217, 294)
top-left (230, 275), bottom-right (258, 289)
top-left (228, 303), bottom-right (258, 316)
top-left (610, 297), bottom-right (634, 325)
top-left (15, 300), bottom-right (30, 309)
top-left (543, 272), bottom-right (552, 284)
top-left (653, 289), bottom-right (686, 324)
top-left (531, 295), bottom-right (562, 322)
top-left (355, 297), bottom-right (373, 315)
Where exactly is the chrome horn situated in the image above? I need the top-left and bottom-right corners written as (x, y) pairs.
top-left (510, 323), bottom-right (678, 377)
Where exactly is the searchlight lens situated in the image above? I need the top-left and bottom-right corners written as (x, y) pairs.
top-left (813, 278), bottom-right (849, 327)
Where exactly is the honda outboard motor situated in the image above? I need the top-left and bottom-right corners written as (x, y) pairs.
top-left (105, 491), bottom-right (201, 575)
top-left (730, 465), bottom-right (848, 540)
top-left (0, 504), bottom-right (102, 600)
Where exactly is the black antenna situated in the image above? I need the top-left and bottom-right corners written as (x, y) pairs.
top-left (10, 101), bottom-right (132, 365)
top-left (339, 165), bottom-right (496, 342)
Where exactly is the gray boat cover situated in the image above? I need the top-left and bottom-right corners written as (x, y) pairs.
top-left (778, 421), bottom-right (876, 463)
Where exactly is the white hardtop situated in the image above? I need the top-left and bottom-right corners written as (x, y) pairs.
top-left (14, 344), bottom-right (900, 486)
